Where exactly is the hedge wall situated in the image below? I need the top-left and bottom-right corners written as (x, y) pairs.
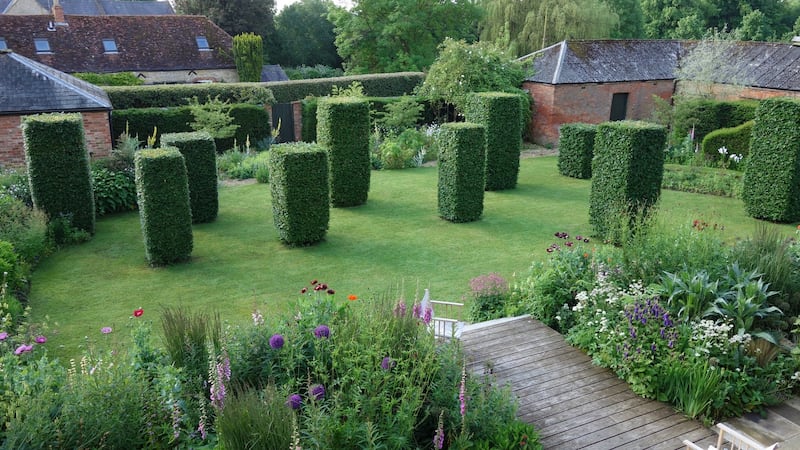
top-left (437, 122), bottom-right (486, 223)
top-left (671, 99), bottom-right (757, 144)
top-left (701, 120), bottom-right (754, 164)
top-left (742, 98), bottom-right (800, 222)
top-left (111, 103), bottom-right (270, 151)
top-left (557, 123), bottom-right (596, 179)
top-left (463, 92), bottom-right (521, 191)
top-left (269, 143), bottom-right (330, 245)
top-left (103, 83), bottom-right (275, 109)
top-left (160, 132), bottom-right (218, 224)
top-left (317, 97), bottom-right (371, 207)
top-left (22, 113), bottom-right (95, 234)
top-left (589, 121), bottom-right (666, 239)
top-left (268, 72), bottom-right (424, 103)
top-left (134, 148), bottom-right (193, 266)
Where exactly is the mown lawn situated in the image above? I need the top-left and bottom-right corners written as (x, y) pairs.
top-left (29, 156), bottom-right (796, 361)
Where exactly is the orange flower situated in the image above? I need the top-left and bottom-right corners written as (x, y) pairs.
top-left (348, 294), bottom-right (358, 301)
top-left (583, 253), bottom-right (589, 258)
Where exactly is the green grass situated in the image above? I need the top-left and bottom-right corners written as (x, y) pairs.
top-left (29, 156), bottom-right (797, 361)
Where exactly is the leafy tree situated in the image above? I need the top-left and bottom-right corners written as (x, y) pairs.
top-left (606, 0), bottom-right (644, 38)
top-left (233, 33), bottom-right (264, 82)
top-left (736, 9), bottom-right (772, 41)
top-left (273, 0), bottom-right (342, 68)
top-left (673, 13), bottom-right (706, 39)
top-left (641, 0), bottom-right (714, 38)
top-left (328, 0), bottom-right (481, 73)
top-left (187, 96), bottom-right (239, 140)
top-left (676, 28), bottom-right (741, 97)
top-left (174, 0), bottom-right (275, 45)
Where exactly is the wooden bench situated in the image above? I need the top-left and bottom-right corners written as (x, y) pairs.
top-left (684, 423), bottom-right (779, 450)
top-left (420, 289), bottom-right (465, 339)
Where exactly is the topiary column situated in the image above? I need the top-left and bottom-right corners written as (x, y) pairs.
top-left (463, 92), bottom-right (521, 190)
top-left (589, 121), bottom-right (666, 240)
top-left (135, 148), bottom-right (193, 266)
top-left (22, 113), bottom-right (95, 235)
top-left (316, 97), bottom-right (370, 207)
top-left (268, 143), bottom-right (330, 246)
top-left (558, 123), bottom-right (597, 179)
top-left (742, 98), bottom-right (800, 222)
top-left (161, 131), bottom-right (219, 224)
top-left (437, 122), bottom-right (486, 223)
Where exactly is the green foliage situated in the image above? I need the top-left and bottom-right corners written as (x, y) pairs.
top-left (216, 149), bottom-right (271, 181)
top-left (375, 95), bottom-right (424, 135)
top-left (704, 263), bottom-right (782, 334)
top-left (22, 113), bottom-right (95, 236)
top-left (589, 121), bottom-right (666, 240)
top-left (464, 92), bottom-right (522, 191)
top-left (233, 33), bottom-right (264, 83)
top-left (378, 128), bottom-right (430, 170)
top-left (659, 359), bottom-right (723, 419)
top-left (173, 0), bottom-right (275, 43)
top-left (437, 122), bottom-right (486, 223)
top-left (161, 132), bottom-right (219, 224)
top-left (268, 72), bottom-right (425, 103)
top-left (316, 97), bottom-right (371, 207)
top-left (0, 193), bottom-right (49, 266)
top-left (72, 71), bottom-right (144, 86)
top-left (701, 121), bottom-right (753, 167)
top-left (557, 123), bottom-right (596, 179)
top-left (662, 165), bottom-right (743, 198)
top-left (104, 83), bottom-right (275, 109)
top-left (91, 166), bottom-right (137, 216)
top-left (217, 385), bottom-right (293, 449)
top-left (187, 95), bottom-right (240, 140)
top-left (671, 98), bottom-right (757, 145)
top-left (468, 273), bottom-right (510, 322)
top-left (274, 0), bottom-right (342, 68)
top-left (268, 143), bottom-right (330, 246)
top-left (0, 240), bottom-right (22, 295)
top-left (743, 97), bottom-right (800, 222)
top-left (134, 148), bottom-right (193, 266)
top-left (285, 65), bottom-right (344, 80)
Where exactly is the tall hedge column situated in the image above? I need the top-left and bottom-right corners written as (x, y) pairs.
top-left (437, 122), bottom-right (486, 223)
top-left (22, 113), bottom-right (95, 234)
top-left (161, 131), bottom-right (219, 224)
top-left (269, 143), bottom-right (330, 246)
top-left (589, 121), bottom-right (666, 239)
top-left (135, 148), bottom-right (193, 266)
top-left (742, 98), bottom-right (800, 222)
top-left (316, 97), bottom-right (370, 207)
top-left (558, 123), bottom-right (597, 179)
top-left (463, 92), bottom-right (521, 190)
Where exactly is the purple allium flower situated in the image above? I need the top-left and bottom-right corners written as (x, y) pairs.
top-left (313, 325), bottom-right (330, 339)
top-left (34, 335), bottom-right (46, 344)
top-left (269, 334), bottom-right (284, 349)
top-left (101, 327), bottom-right (113, 334)
top-left (0, 331), bottom-right (8, 340)
top-left (381, 356), bottom-right (395, 371)
top-left (14, 344), bottom-right (33, 355)
top-left (286, 394), bottom-right (302, 410)
top-left (311, 384), bottom-right (325, 400)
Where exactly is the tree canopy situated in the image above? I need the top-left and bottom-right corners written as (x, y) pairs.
top-left (273, 0), bottom-right (342, 68)
top-left (174, 0), bottom-right (275, 46)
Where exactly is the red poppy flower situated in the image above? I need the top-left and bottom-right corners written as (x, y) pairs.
top-left (348, 295), bottom-right (358, 301)
top-left (133, 308), bottom-right (144, 317)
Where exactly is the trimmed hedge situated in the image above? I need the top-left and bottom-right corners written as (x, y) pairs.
top-left (134, 148), bottom-right (193, 266)
top-left (103, 83), bottom-right (275, 109)
top-left (22, 113), bottom-right (95, 234)
top-left (268, 143), bottom-right (330, 245)
top-left (317, 97), bottom-right (371, 207)
top-left (111, 104), bottom-right (271, 151)
top-left (589, 121), bottom-right (666, 239)
top-left (701, 120), bottom-right (754, 164)
top-left (557, 123), bottom-right (597, 179)
top-left (161, 132), bottom-right (219, 224)
top-left (742, 98), bottom-right (800, 222)
top-left (672, 99), bottom-right (757, 144)
top-left (463, 92), bottom-right (521, 191)
top-left (437, 122), bottom-right (486, 223)
top-left (268, 72), bottom-right (424, 103)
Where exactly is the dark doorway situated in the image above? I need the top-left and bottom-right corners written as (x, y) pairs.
top-left (271, 103), bottom-right (295, 143)
top-left (610, 93), bottom-right (629, 121)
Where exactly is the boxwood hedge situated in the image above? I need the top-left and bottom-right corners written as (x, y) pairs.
top-left (103, 83), bottom-right (275, 109)
top-left (463, 92), bottom-right (521, 191)
top-left (134, 148), bottom-right (193, 266)
top-left (160, 132), bottom-right (218, 224)
top-left (437, 122), bottom-right (486, 223)
top-left (701, 120), bottom-right (753, 164)
top-left (268, 72), bottom-right (424, 103)
top-left (742, 98), bottom-right (800, 222)
top-left (268, 143), bottom-right (330, 246)
top-left (557, 123), bottom-right (597, 179)
top-left (671, 99), bottom-right (757, 144)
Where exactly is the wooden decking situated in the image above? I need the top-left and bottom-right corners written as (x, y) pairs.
top-left (460, 316), bottom-right (718, 449)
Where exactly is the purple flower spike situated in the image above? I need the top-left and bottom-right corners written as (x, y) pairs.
top-left (381, 356), bottom-right (395, 371)
top-left (286, 394), bottom-right (302, 410)
top-left (269, 334), bottom-right (284, 349)
top-left (313, 325), bottom-right (330, 339)
top-left (311, 384), bottom-right (325, 400)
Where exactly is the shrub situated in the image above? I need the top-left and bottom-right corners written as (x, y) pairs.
top-left (267, 72), bottom-right (424, 103)
top-left (91, 166), bottom-right (137, 216)
top-left (589, 121), bottom-right (666, 240)
top-left (104, 83), bottom-right (275, 109)
top-left (662, 165), bottom-right (743, 198)
top-left (0, 169), bottom-right (32, 206)
top-left (134, 148), bottom-right (193, 266)
top-left (379, 129), bottom-right (428, 169)
top-left (742, 97), bottom-right (800, 222)
top-left (701, 120), bottom-right (753, 166)
top-left (216, 385), bottom-right (293, 449)
top-left (72, 71), bottom-right (144, 86)
top-left (22, 113), bottom-right (95, 235)
top-left (557, 123), bottom-right (596, 179)
top-left (467, 273), bottom-right (509, 322)
top-left (671, 98), bottom-right (757, 144)
top-left (463, 92), bottom-right (522, 191)
top-left (285, 65), bottom-right (345, 80)
top-left (217, 150), bottom-right (270, 181)
top-left (0, 193), bottom-right (49, 266)
top-left (0, 240), bottom-right (22, 294)
top-left (268, 143), bottom-right (330, 246)
top-left (233, 33), bottom-right (264, 83)
top-left (316, 97), bottom-right (371, 207)
top-left (161, 132), bottom-right (219, 224)
top-left (437, 122), bottom-right (486, 223)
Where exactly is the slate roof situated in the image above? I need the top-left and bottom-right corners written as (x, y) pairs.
top-left (0, 49), bottom-right (112, 114)
top-left (1, 0), bottom-right (174, 15)
top-left (0, 15), bottom-right (234, 73)
top-left (525, 39), bottom-right (800, 92)
top-left (261, 64), bottom-right (288, 82)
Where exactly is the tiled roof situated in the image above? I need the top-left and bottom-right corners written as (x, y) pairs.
top-left (524, 39), bottom-right (800, 91)
top-left (0, 15), bottom-right (234, 73)
top-left (1, 0), bottom-right (174, 15)
top-left (0, 49), bottom-right (112, 114)
top-left (261, 64), bottom-right (288, 82)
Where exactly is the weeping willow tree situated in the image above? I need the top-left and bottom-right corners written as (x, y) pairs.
top-left (480, 0), bottom-right (619, 56)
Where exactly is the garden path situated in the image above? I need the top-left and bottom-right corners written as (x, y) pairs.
top-left (459, 315), bottom-right (718, 449)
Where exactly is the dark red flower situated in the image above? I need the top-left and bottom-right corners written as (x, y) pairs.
top-left (301, 287), bottom-right (308, 294)
top-left (133, 308), bottom-right (144, 317)
top-left (311, 279), bottom-right (318, 285)
top-left (327, 289), bottom-right (335, 295)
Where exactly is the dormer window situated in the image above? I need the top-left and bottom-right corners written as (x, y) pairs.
top-left (102, 39), bottom-right (118, 53)
top-left (196, 36), bottom-right (210, 51)
top-left (34, 38), bottom-right (51, 53)
top-left (0, 38), bottom-right (7, 50)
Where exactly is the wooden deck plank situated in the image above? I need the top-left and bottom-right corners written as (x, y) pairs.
top-left (545, 405), bottom-right (679, 448)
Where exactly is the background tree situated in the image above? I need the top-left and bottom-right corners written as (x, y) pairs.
top-left (606, 0), bottom-right (645, 38)
top-left (273, 0), bottom-right (341, 68)
top-left (640, 0), bottom-right (713, 38)
top-left (174, 0), bottom-right (275, 52)
top-left (328, 0), bottom-right (481, 73)
top-left (233, 33), bottom-right (264, 82)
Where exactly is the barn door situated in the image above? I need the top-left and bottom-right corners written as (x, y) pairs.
top-left (610, 93), bottom-right (629, 121)
top-left (271, 103), bottom-right (295, 143)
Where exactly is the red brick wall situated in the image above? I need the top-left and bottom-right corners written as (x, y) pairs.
top-left (525, 80), bottom-right (674, 145)
top-left (677, 81), bottom-right (800, 101)
top-left (0, 111), bottom-right (111, 168)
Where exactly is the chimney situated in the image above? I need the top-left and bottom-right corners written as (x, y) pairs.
top-left (52, 0), bottom-right (66, 26)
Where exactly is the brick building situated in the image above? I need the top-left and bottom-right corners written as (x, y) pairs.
top-left (523, 40), bottom-right (800, 145)
top-left (0, 49), bottom-right (112, 167)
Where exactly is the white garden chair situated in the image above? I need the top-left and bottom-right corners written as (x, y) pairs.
top-left (684, 423), bottom-right (779, 450)
top-left (421, 288), bottom-right (465, 339)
